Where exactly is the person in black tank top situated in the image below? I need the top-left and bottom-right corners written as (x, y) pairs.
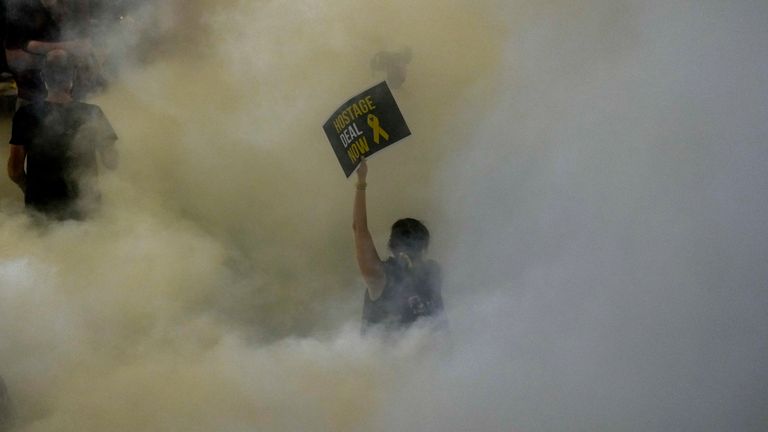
top-left (353, 158), bottom-right (444, 333)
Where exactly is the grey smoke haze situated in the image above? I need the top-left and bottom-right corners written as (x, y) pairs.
top-left (1, 0), bottom-right (767, 431)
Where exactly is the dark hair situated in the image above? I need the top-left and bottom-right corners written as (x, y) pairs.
top-left (42, 50), bottom-right (75, 91)
top-left (388, 218), bottom-right (429, 254)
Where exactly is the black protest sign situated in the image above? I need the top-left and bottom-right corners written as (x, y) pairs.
top-left (323, 81), bottom-right (411, 177)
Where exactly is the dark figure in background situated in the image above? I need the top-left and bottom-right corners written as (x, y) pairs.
top-left (5, 0), bottom-right (95, 102)
top-left (7, 50), bottom-right (117, 220)
top-left (353, 158), bottom-right (445, 333)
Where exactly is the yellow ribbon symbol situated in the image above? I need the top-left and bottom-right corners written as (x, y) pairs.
top-left (367, 114), bottom-right (390, 144)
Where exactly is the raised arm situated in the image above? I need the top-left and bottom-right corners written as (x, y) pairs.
top-left (353, 159), bottom-right (386, 300)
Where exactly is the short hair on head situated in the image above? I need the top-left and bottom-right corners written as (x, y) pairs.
top-left (42, 49), bottom-right (75, 91)
top-left (388, 218), bottom-right (429, 254)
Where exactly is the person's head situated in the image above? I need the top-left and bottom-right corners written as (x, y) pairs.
top-left (388, 218), bottom-right (429, 256)
top-left (42, 49), bottom-right (75, 93)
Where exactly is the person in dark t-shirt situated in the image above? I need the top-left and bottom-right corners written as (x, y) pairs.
top-left (7, 49), bottom-right (117, 220)
top-left (353, 158), bottom-right (445, 333)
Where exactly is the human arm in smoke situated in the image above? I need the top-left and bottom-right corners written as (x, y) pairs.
top-left (7, 145), bottom-right (27, 193)
top-left (26, 0), bottom-right (93, 56)
top-left (5, 39), bottom-right (92, 83)
top-left (3, 5), bottom-right (45, 74)
top-left (353, 158), bottom-right (386, 300)
top-left (4, 49), bottom-right (44, 75)
top-left (25, 39), bottom-right (92, 58)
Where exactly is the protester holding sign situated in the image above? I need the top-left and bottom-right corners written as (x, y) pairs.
top-left (352, 158), bottom-right (445, 333)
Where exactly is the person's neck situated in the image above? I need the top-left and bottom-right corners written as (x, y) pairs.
top-left (46, 91), bottom-right (73, 104)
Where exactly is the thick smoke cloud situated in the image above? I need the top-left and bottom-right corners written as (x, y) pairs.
top-left (1, 0), bottom-right (767, 431)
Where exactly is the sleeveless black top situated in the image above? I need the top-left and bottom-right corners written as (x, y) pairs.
top-left (362, 256), bottom-right (444, 333)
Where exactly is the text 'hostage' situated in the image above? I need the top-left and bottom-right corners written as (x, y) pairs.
top-left (323, 82), bottom-right (411, 177)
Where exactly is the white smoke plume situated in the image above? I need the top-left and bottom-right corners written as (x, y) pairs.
top-left (1, 0), bottom-right (767, 431)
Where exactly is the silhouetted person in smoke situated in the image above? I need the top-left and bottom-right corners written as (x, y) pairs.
top-left (5, 0), bottom-right (97, 103)
top-left (353, 158), bottom-right (445, 334)
top-left (7, 49), bottom-right (118, 220)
